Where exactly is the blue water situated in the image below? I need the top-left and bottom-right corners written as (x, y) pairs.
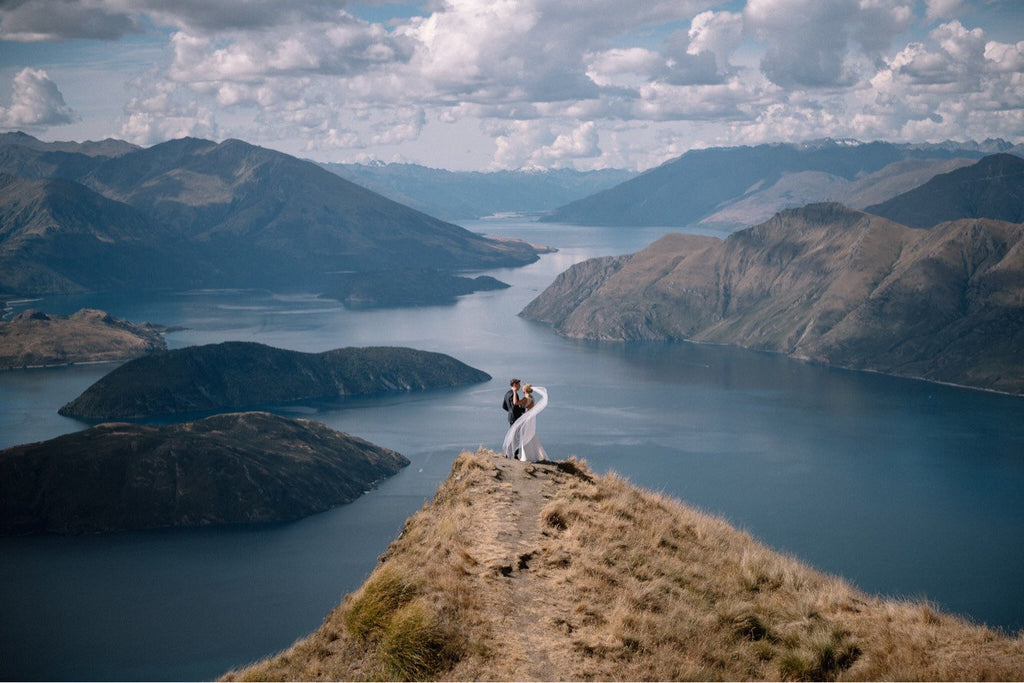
top-left (1, 220), bottom-right (1022, 681)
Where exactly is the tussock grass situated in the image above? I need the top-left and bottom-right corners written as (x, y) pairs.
top-left (225, 448), bottom-right (1024, 681)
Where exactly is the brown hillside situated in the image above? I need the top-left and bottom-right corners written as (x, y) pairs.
top-left (225, 450), bottom-right (1024, 681)
top-left (0, 308), bottom-right (166, 369)
top-left (521, 204), bottom-right (1024, 395)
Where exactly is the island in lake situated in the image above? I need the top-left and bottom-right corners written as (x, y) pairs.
top-left (322, 268), bottom-right (510, 308)
top-left (0, 411), bottom-right (409, 535)
top-left (60, 341), bottom-right (492, 419)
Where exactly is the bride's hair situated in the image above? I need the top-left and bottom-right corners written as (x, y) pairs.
top-left (523, 383), bottom-right (533, 393)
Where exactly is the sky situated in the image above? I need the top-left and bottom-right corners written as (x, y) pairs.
top-left (0, 0), bottom-right (1022, 171)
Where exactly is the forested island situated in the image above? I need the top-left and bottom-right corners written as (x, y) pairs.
top-left (0, 412), bottom-right (409, 535)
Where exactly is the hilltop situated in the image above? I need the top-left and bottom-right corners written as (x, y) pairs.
top-left (226, 449), bottom-right (1024, 681)
top-left (0, 412), bottom-right (409, 535)
top-left (0, 308), bottom-right (166, 369)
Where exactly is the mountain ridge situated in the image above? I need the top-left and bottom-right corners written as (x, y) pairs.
top-left (866, 153), bottom-right (1024, 227)
top-left (225, 449), bottom-right (1024, 681)
top-left (542, 139), bottom-right (1021, 227)
top-left (0, 133), bottom-right (540, 297)
top-left (522, 203), bottom-right (1024, 395)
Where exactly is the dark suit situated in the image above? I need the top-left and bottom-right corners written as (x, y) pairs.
top-left (504, 389), bottom-right (525, 425)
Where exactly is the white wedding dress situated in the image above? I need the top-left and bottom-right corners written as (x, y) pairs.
top-left (503, 386), bottom-right (548, 462)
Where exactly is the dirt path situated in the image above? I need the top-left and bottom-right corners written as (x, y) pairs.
top-left (474, 454), bottom-right (574, 681)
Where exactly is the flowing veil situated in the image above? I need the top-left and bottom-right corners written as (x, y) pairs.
top-left (503, 386), bottom-right (548, 461)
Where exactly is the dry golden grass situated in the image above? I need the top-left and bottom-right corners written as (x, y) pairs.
top-left (224, 449), bottom-right (1024, 681)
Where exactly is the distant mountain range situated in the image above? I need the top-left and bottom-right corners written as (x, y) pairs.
top-left (0, 411), bottom-right (409, 534)
top-left (523, 156), bottom-right (1024, 395)
top-left (542, 139), bottom-right (1023, 228)
top-left (60, 341), bottom-right (492, 419)
top-left (0, 133), bottom-right (540, 297)
top-left (321, 161), bottom-right (635, 221)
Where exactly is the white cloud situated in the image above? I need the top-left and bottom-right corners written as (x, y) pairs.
top-left (686, 10), bottom-right (743, 72)
top-left (0, 0), bottom-right (141, 41)
top-left (926, 0), bottom-right (963, 22)
top-left (119, 75), bottom-right (216, 144)
top-left (2, 0), bottom-right (1022, 170)
top-left (745, 0), bottom-right (913, 87)
top-left (0, 68), bottom-right (77, 128)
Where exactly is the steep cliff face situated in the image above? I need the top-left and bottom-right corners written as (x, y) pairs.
top-left (519, 253), bottom-right (636, 326)
top-left (0, 412), bottom-right (409, 535)
top-left (225, 449), bottom-right (1024, 681)
top-left (60, 341), bottom-right (492, 419)
top-left (522, 204), bottom-right (1024, 394)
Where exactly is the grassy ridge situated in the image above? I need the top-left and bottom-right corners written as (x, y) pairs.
top-left (225, 449), bottom-right (1023, 681)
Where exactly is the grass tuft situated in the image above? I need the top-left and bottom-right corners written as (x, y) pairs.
top-left (343, 565), bottom-right (419, 641)
top-left (377, 598), bottom-right (459, 681)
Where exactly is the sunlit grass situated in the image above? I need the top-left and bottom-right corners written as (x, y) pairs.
top-left (225, 448), bottom-right (1024, 681)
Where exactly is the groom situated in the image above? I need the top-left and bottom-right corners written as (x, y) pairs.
top-left (503, 377), bottom-right (526, 426)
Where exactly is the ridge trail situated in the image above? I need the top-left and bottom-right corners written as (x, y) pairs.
top-left (470, 455), bottom-right (576, 681)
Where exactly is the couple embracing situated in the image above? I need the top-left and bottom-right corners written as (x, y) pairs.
top-left (502, 377), bottom-right (548, 462)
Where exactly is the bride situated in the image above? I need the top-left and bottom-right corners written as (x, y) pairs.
top-left (503, 384), bottom-right (548, 462)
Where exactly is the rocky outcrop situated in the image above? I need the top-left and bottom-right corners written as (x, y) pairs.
top-left (522, 204), bottom-right (1024, 395)
top-left (59, 341), bottom-right (492, 419)
top-left (0, 308), bottom-right (167, 369)
top-left (0, 412), bottom-right (409, 535)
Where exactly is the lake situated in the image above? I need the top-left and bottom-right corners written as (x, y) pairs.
top-left (1, 220), bottom-right (1023, 681)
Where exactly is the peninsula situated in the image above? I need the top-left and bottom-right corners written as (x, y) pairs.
top-left (0, 412), bottom-right (409, 535)
top-left (0, 308), bottom-right (166, 369)
top-left (225, 449), bottom-right (1024, 681)
top-left (522, 203), bottom-right (1024, 395)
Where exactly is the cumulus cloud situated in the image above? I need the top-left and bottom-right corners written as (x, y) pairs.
top-left (0, 0), bottom-right (141, 41)
top-left (925, 0), bottom-right (963, 22)
top-left (686, 10), bottom-right (743, 73)
top-left (852, 19), bottom-right (1024, 141)
top-left (119, 75), bottom-right (216, 145)
top-left (745, 0), bottom-right (913, 87)
top-left (0, 0), bottom-right (355, 42)
top-left (0, 68), bottom-right (77, 128)
top-left (4, 0), bottom-right (1022, 170)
